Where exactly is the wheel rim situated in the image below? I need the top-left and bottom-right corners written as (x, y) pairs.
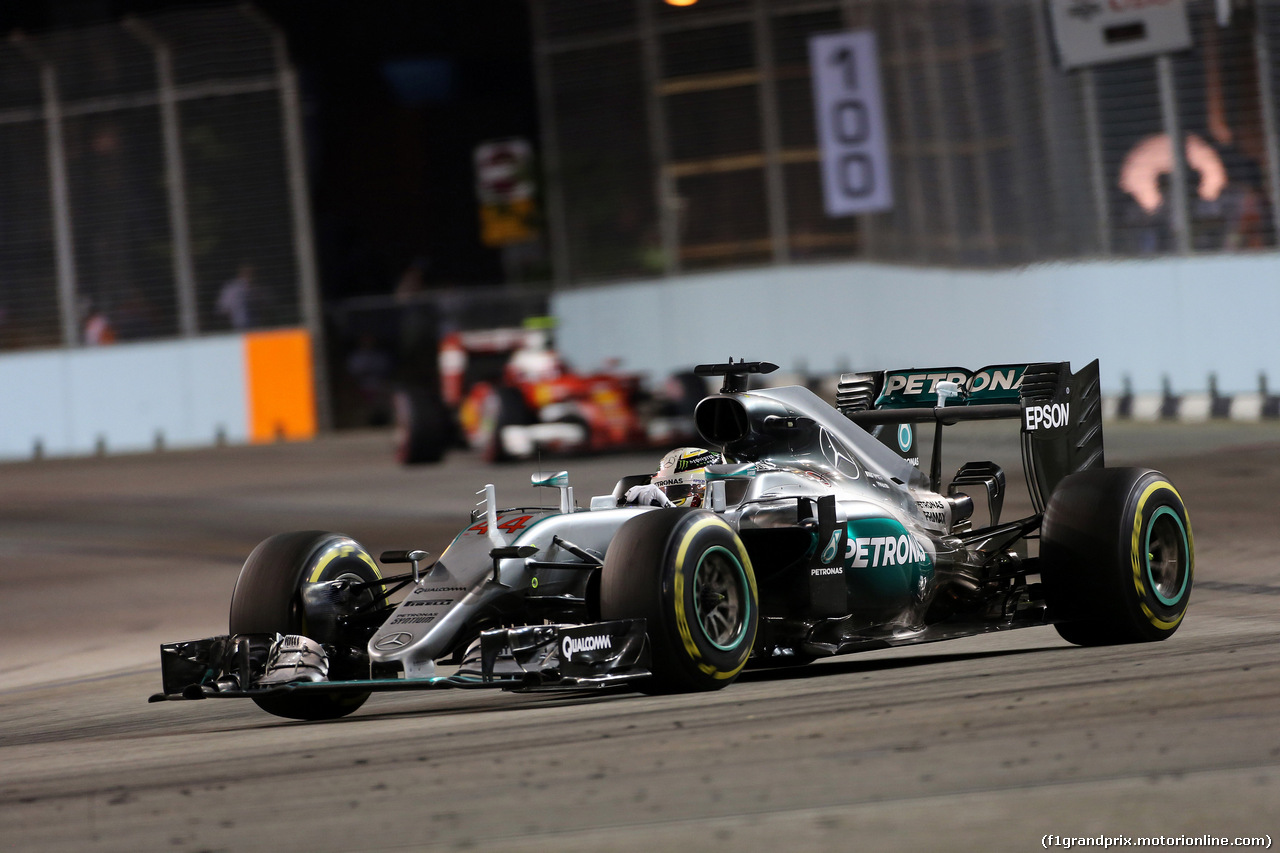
top-left (300, 570), bottom-right (379, 639)
top-left (1146, 507), bottom-right (1189, 606)
top-left (337, 570), bottom-right (379, 607)
top-left (693, 546), bottom-right (749, 650)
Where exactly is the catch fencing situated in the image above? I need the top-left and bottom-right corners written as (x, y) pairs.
top-left (533, 0), bottom-right (1280, 285)
top-left (0, 6), bottom-right (315, 351)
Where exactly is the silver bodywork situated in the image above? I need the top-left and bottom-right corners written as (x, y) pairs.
top-left (369, 501), bottom-right (654, 678)
top-left (369, 384), bottom-right (967, 678)
top-left (154, 361), bottom-right (1118, 709)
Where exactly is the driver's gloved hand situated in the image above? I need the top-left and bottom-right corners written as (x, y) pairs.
top-left (624, 484), bottom-right (674, 507)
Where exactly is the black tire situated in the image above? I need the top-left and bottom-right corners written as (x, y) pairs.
top-left (600, 509), bottom-right (758, 692)
top-left (229, 531), bottom-right (384, 720)
top-left (480, 385), bottom-right (533, 463)
top-left (1040, 468), bottom-right (1194, 646)
top-left (392, 387), bottom-right (453, 465)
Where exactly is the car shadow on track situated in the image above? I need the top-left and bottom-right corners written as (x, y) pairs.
top-left (224, 646), bottom-right (1067, 727)
top-left (737, 645), bottom-right (1064, 685)
top-left (238, 687), bottom-right (644, 727)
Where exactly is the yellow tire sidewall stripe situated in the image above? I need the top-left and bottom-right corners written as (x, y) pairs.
top-left (1130, 480), bottom-right (1193, 631)
top-left (671, 515), bottom-right (758, 681)
top-left (300, 539), bottom-right (382, 639)
top-left (307, 539), bottom-right (382, 584)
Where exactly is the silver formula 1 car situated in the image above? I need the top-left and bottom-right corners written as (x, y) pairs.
top-left (152, 359), bottom-right (1194, 720)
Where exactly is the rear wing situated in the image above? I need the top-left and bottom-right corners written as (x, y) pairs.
top-left (836, 361), bottom-right (1104, 512)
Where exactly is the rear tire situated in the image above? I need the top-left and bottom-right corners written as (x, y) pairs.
top-left (600, 509), bottom-right (758, 692)
top-left (1040, 468), bottom-right (1194, 645)
top-left (229, 531), bottom-right (383, 720)
top-left (392, 387), bottom-right (453, 465)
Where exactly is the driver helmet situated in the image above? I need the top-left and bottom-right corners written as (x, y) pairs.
top-left (652, 447), bottom-right (721, 507)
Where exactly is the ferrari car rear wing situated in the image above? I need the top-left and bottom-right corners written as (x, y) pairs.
top-left (838, 360), bottom-right (1104, 512)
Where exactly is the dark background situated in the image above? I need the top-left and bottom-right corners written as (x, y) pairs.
top-left (2, 0), bottom-right (541, 300)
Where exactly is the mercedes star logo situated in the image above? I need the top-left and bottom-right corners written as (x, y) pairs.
top-left (373, 632), bottom-right (413, 650)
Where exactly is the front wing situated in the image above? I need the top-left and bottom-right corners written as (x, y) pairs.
top-left (148, 619), bottom-right (651, 703)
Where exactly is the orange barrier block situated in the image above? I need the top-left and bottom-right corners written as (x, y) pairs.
top-left (244, 329), bottom-right (317, 443)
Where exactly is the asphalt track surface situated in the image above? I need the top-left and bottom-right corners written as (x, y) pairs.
top-left (2, 422), bottom-right (1278, 852)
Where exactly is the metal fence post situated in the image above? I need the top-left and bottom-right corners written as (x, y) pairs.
top-left (1156, 53), bottom-right (1191, 254)
top-left (841, 0), bottom-right (876, 257)
top-left (753, 0), bottom-right (790, 265)
top-left (124, 17), bottom-right (198, 338)
top-left (280, 44), bottom-right (331, 431)
top-left (994, 4), bottom-right (1037, 261)
top-left (1031, 0), bottom-right (1072, 256)
top-left (919, 4), bottom-right (960, 260)
top-left (887, 9), bottom-right (928, 258)
top-left (953, 5), bottom-right (997, 256)
top-left (1080, 67), bottom-right (1112, 255)
top-left (638, 0), bottom-right (680, 276)
top-left (13, 35), bottom-right (79, 347)
top-left (243, 7), bottom-right (331, 431)
top-left (530, 3), bottom-right (573, 287)
top-left (1253, 1), bottom-right (1280, 241)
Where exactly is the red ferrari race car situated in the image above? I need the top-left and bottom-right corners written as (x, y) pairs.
top-left (394, 324), bottom-right (705, 464)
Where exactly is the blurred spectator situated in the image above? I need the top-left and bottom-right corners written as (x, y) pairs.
top-left (217, 264), bottom-right (256, 330)
top-left (83, 304), bottom-right (116, 345)
top-left (1218, 146), bottom-right (1271, 249)
top-left (505, 328), bottom-right (564, 385)
top-left (1121, 172), bottom-right (1174, 254)
top-left (1226, 182), bottom-right (1269, 249)
top-left (1190, 148), bottom-right (1271, 251)
top-left (394, 255), bottom-right (430, 300)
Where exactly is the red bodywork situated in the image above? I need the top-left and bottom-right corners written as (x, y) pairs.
top-left (443, 328), bottom-right (652, 456)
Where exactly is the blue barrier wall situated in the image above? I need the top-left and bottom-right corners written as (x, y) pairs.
top-left (551, 256), bottom-right (1280, 395)
top-left (0, 330), bottom-right (316, 462)
top-left (0, 337), bottom-right (247, 460)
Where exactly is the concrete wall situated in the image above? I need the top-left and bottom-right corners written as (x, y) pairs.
top-left (551, 255), bottom-right (1280, 396)
top-left (0, 329), bottom-right (316, 461)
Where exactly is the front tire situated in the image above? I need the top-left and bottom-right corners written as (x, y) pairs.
top-left (229, 531), bottom-right (384, 720)
top-left (600, 509), bottom-right (758, 692)
top-left (1040, 468), bottom-right (1194, 645)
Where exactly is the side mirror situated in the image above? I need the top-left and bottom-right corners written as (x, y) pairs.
top-left (531, 471), bottom-right (573, 514)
